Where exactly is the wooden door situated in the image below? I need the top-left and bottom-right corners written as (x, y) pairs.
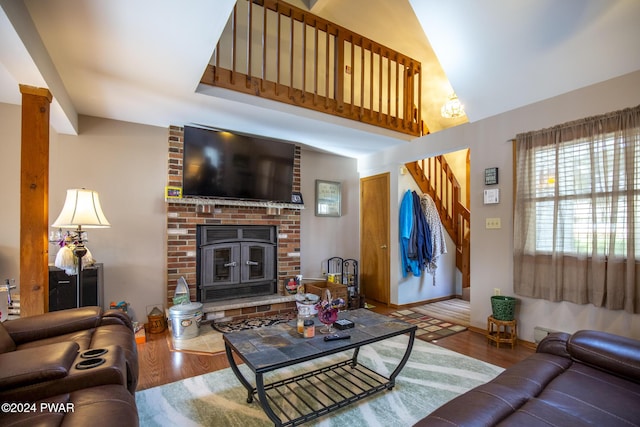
top-left (360, 173), bottom-right (390, 304)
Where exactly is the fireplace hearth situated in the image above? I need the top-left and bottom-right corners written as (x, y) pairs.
top-left (197, 225), bottom-right (277, 302)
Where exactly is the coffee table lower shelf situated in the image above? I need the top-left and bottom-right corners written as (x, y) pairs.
top-left (252, 358), bottom-right (392, 426)
top-left (223, 309), bottom-right (416, 426)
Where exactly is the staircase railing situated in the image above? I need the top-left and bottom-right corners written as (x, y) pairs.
top-left (201, 0), bottom-right (426, 137)
top-left (406, 156), bottom-right (470, 287)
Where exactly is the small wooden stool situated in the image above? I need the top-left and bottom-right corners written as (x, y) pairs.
top-left (487, 316), bottom-right (517, 349)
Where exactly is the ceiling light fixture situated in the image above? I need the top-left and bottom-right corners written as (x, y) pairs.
top-left (441, 93), bottom-right (465, 119)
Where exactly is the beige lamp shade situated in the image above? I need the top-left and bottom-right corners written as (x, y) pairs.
top-left (52, 189), bottom-right (111, 228)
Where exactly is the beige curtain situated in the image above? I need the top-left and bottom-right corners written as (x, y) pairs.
top-left (514, 105), bottom-right (640, 313)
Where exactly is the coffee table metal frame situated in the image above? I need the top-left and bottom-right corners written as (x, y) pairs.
top-left (224, 309), bottom-right (417, 426)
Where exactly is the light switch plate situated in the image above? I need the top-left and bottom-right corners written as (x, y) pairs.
top-left (486, 218), bottom-right (501, 229)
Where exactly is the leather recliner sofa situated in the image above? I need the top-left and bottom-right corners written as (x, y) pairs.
top-left (0, 306), bottom-right (139, 427)
top-left (415, 330), bottom-right (640, 426)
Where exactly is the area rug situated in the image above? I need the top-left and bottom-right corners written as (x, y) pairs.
top-left (168, 313), bottom-right (295, 355)
top-left (389, 309), bottom-right (467, 341)
top-left (212, 312), bottom-right (296, 333)
top-left (136, 334), bottom-right (503, 426)
top-left (410, 299), bottom-right (470, 326)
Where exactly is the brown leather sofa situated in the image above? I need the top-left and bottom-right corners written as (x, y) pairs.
top-left (415, 330), bottom-right (640, 426)
top-left (0, 306), bottom-right (139, 426)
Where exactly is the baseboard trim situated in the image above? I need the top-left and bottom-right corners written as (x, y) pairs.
top-left (468, 325), bottom-right (537, 350)
top-left (382, 295), bottom-right (463, 310)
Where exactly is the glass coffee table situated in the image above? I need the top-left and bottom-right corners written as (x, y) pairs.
top-left (224, 308), bottom-right (417, 426)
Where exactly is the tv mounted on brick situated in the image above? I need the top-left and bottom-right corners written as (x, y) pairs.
top-left (182, 125), bottom-right (295, 203)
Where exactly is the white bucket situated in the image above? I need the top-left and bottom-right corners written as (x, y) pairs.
top-left (169, 302), bottom-right (203, 340)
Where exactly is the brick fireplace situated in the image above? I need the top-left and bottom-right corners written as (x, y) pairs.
top-left (165, 126), bottom-right (300, 320)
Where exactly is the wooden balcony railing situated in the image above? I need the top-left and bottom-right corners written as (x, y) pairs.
top-left (406, 156), bottom-right (470, 287)
top-left (200, 0), bottom-right (426, 137)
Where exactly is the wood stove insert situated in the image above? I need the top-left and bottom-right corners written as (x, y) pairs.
top-left (198, 225), bottom-right (277, 302)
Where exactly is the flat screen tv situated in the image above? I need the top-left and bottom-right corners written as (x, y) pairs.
top-left (182, 125), bottom-right (295, 203)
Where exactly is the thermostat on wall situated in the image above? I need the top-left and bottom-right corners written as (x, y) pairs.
top-left (484, 189), bottom-right (500, 204)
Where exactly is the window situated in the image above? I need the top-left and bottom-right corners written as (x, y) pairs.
top-left (514, 105), bottom-right (640, 313)
top-left (530, 137), bottom-right (640, 256)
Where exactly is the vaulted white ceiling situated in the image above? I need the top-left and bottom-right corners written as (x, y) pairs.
top-left (1, 0), bottom-right (639, 158)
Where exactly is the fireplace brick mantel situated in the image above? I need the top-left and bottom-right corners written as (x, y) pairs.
top-left (165, 126), bottom-right (301, 308)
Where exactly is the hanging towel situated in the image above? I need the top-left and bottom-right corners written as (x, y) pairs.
top-left (421, 194), bottom-right (447, 275)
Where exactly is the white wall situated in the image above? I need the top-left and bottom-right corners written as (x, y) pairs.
top-left (0, 109), bottom-right (168, 321)
top-left (359, 70), bottom-right (640, 341)
top-left (300, 150), bottom-right (360, 278)
top-left (49, 116), bottom-right (168, 322)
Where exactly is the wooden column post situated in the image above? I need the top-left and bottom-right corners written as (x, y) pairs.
top-left (19, 85), bottom-right (52, 317)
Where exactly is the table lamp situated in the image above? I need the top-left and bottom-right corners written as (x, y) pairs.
top-left (52, 188), bottom-right (110, 308)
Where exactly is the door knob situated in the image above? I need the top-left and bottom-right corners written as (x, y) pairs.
top-left (380, 244), bottom-right (388, 249)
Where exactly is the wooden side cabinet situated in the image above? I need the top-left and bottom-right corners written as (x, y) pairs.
top-left (48, 263), bottom-right (103, 311)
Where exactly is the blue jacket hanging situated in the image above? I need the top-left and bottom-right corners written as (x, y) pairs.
top-left (400, 190), bottom-right (421, 277)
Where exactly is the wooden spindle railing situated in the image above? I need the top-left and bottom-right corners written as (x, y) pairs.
top-left (200, 0), bottom-right (426, 137)
top-left (406, 156), bottom-right (470, 287)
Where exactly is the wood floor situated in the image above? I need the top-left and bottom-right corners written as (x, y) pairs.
top-left (136, 302), bottom-right (535, 392)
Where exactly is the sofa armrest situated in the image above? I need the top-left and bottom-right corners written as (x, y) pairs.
top-left (3, 307), bottom-right (103, 345)
top-left (537, 332), bottom-right (571, 358)
top-left (0, 341), bottom-right (79, 390)
top-left (100, 309), bottom-right (133, 330)
top-left (567, 330), bottom-right (640, 383)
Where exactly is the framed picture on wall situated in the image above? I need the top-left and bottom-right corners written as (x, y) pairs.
top-left (315, 180), bottom-right (341, 217)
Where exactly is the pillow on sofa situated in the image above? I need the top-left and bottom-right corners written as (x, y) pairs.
top-left (0, 322), bottom-right (16, 353)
